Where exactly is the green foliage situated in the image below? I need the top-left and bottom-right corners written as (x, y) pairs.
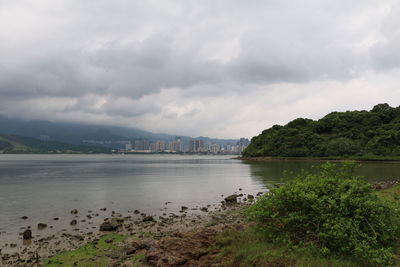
top-left (0, 134), bottom-right (111, 154)
top-left (247, 162), bottom-right (400, 265)
top-left (243, 103), bottom-right (400, 158)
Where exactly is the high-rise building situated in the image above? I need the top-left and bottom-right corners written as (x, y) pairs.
top-left (134, 140), bottom-right (150, 150)
top-left (210, 143), bottom-right (221, 154)
top-left (155, 141), bottom-right (166, 151)
top-left (189, 139), bottom-right (204, 152)
top-left (125, 143), bottom-right (132, 150)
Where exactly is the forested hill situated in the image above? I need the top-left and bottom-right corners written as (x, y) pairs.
top-left (0, 135), bottom-right (111, 154)
top-left (242, 103), bottom-right (400, 158)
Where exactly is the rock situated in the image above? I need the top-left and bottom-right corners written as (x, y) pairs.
top-left (21, 216), bottom-right (28, 220)
top-left (133, 210), bottom-right (140, 214)
top-left (87, 215), bottom-right (92, 219)
top-left (224, 194), bottom-right (239, 204)
top-left (143, 216), bottom-right (155, 222)
top-left (53, 217), bottom-right (59, 221)
top-left (200, 207), bottom-right (208, 212)
top-left (70, 220), bottom-right (77, 226)
top-left (125, 247), bottom-right (137, 255)
top-left (22, 230), bottom-right (32, 240)
top-left (100, 207), bottom-right (107, 211)
top-left (100, 221), bottom-right (117, 231)
top-left (99, 218), bottom-right (121, 231)
top-left (37, 223), bottom-right (47, 230)
top-left (247, 195), bottom-right (254, 202)
top-left (70, 209), bottom-right (78, 214)
top-left (181, 206), bottom-right (188, 211)
top-left (74, 235), bottom-right (84, 241)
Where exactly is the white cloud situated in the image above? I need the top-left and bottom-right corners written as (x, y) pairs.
top-left (0, 0), bottom-right (399, 138)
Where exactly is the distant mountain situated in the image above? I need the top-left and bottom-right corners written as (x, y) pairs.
top-left (0, 116), bottom-right (239, 148)
top-left (0, 134), bottom-right (110, 154)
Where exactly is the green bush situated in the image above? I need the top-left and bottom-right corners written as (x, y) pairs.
top-left (247, 162), bottom-right (400, 265)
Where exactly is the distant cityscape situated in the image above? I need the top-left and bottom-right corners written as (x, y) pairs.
top-left (116, 137), bottom-right (250, 155)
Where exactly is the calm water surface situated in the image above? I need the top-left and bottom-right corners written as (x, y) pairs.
top-left (1, 154), bottom-right (399, 246)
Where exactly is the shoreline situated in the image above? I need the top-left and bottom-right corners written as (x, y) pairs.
top-left (236, 156), bottom-right (400, 163)
top-left (0, 191), bottom-right (261, 267)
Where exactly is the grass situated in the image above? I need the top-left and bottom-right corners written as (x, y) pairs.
top-left (214, 185), bottom-right (400, 267)
top-left (215, 227), bottom-right (368, 267)
top-left (42, 234), bottom-right (127, 267)
top-left (41, 233), bottom-right (151, 267)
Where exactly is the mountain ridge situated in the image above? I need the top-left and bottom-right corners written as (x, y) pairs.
top-left (0, 116), bottom-right (239, 148)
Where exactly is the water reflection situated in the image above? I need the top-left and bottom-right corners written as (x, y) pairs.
top-left (243, 160), bottom-right (400, 186)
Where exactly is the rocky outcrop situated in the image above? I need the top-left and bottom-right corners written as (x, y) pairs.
top-left (224, 194), bottom-right (238, 204)
top-left (99, 218), bottom-right (122, 231)
top-left (22, 229), bottom-right (32, 240)
top-left (143, 229), bottom-right (217, 267)
top-left (38, 223), bottom-right (47, 230)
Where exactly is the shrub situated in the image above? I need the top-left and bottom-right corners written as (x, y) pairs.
top-left (247, 162), bottom-right (400, 265)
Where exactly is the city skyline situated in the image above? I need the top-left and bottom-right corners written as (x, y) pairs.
top-left (119, 137), bottom-right (250, 154)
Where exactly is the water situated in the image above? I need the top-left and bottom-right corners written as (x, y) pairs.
top-left (1, 154), bottom-right (399, 247)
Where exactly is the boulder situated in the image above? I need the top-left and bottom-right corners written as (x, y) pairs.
top-left (142, 216), bottom-right (155, 222)
top-left (224, 194), bottom-right (239, 204)
top-left (99, 218), bottom-right (121, 231)
top-left (22, 229), bottom-right (32, 240)
top-left (70, 209), bottom-right (78, 214)
top-left (38, 223), bottom-right (47, 230)
top-left (70, 220), bottom-right (77, 226)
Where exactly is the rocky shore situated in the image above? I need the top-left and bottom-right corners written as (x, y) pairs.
top-left (0, 191), bottom-right (263, 267)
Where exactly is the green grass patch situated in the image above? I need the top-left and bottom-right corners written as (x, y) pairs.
top-left (216, 227), bottom-right (369, 267)
top-left (131, 253), bottom-right (146, 266)
top-left (42, 234), bottom-right (126, 267)
top-left (377, 185), bottom-right (400, 203)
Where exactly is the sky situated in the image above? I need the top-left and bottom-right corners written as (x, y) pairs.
top-left (1, 0), bottom-right (400, 139)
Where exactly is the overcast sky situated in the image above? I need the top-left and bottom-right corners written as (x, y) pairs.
top-left (1, 0), bottom-right (400, 138)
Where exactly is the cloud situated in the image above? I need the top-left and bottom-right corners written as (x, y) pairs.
top-left (0, 0), bottom-right (399, 138)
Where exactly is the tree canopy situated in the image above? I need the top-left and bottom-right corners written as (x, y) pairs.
top-left (242, 103), bottom-right (400, 158)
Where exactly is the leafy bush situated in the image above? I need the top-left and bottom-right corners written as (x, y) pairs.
top-left (247, 162), bottom-right (400, 265)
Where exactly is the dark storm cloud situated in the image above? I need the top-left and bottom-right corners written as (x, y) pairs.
top-left (0, 0), bottom-right (398, 137)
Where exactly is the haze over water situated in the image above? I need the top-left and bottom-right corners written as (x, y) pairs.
top-left (1, 154), bottom-right (399, 246)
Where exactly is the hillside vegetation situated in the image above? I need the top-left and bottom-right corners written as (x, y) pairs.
top-left (0, 135), bottom-right (110, 154)
top-left (243, 103), bottom-right (400, 158)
